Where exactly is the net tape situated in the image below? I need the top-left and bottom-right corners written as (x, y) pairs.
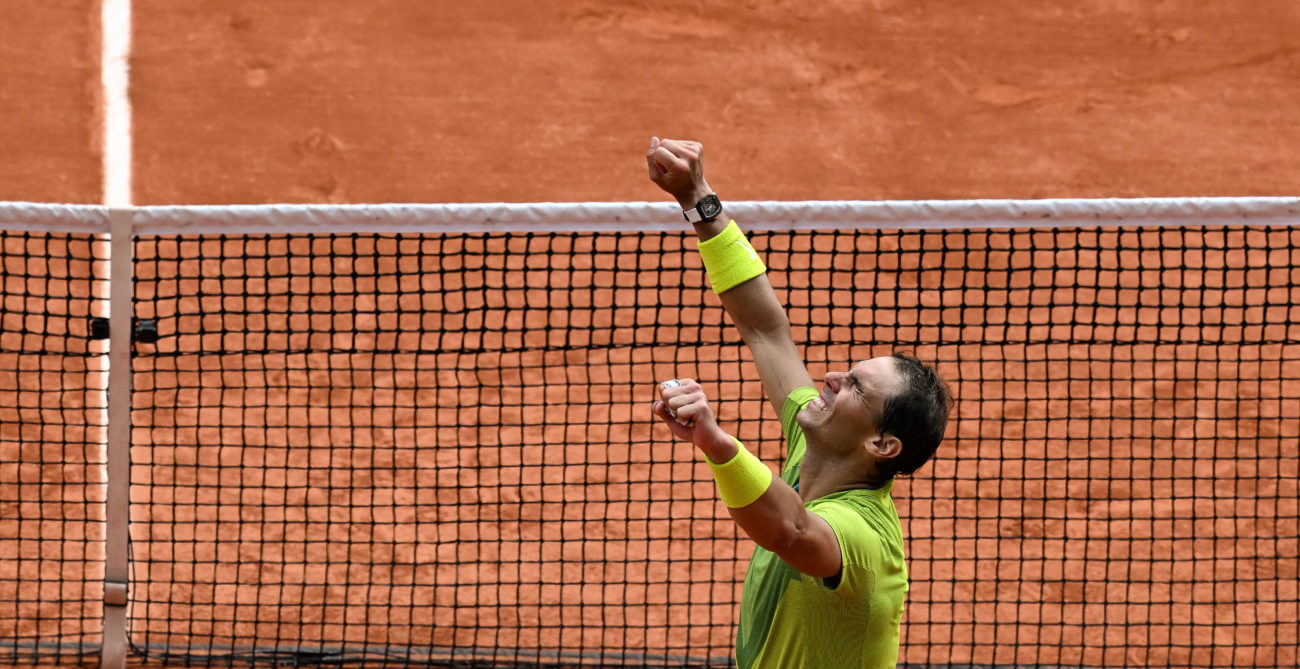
top-left (2, 197), bottom-right (1299, 234)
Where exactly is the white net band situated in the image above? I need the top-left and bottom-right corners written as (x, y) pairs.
top-left (1, 197), bottom-right (1297, 234)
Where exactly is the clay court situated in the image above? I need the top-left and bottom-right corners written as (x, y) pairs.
top-left (1, 1), bottom-right (1298, 668)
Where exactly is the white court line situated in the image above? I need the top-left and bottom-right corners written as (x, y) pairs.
top-left (103, 0), bottom-right (131, 207)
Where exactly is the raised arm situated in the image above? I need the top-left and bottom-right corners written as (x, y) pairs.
top-left (647, 138), bottom-right (841, 579)
top-left (646, 137), bottom-right (815, 413)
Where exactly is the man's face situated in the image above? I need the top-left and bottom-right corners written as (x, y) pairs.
top-left (797, 356), bottom-right (903, 452)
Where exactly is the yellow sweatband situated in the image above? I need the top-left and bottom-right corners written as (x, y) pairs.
top-left (697, 220), bottom-right (767, 294)
top-left (704, 437), bottom-right (774, 508)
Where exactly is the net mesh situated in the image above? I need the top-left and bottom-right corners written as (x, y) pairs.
top-left (128, 232), bottom-right (745, 666)
top-left (0, 231), bottom-right (107, 664)
top-left (0, 207), bottom-right (1298, 667)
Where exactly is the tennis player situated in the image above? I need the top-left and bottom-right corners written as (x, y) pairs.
top-left (647, 137), bottom-right (952, 669)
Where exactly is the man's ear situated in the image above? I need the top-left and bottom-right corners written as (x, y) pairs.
top-left (867, 433), bottom-right (902, 460)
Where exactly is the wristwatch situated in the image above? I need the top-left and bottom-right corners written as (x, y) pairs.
top-left (683, 194), bottom-right (723, 224)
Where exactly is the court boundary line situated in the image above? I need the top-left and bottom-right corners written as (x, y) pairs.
top-left (102, 0), bottom-right (131, 208)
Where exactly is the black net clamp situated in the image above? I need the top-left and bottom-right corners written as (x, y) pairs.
top-left (104, 580), bottom-right (128, 607)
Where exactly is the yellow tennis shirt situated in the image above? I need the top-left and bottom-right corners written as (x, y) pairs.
top-left (735, 386), bottom-right (909, 669)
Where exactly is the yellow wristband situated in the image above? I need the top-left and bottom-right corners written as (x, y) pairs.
top-left (704, 437), bottom-right (774, 508)
top-left (697, 220), bottom-right (767, 294)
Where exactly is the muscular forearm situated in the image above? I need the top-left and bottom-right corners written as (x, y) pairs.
top-left (716, 269), bottom-right (793, 340)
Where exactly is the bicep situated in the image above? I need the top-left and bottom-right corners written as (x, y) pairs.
top-left (729, 484), bottom-right (844, 579)
top-left (777, 511), bottom-right (843, 579)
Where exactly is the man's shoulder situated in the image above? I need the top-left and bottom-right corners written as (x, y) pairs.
top-left (806, 491), bottom-right (887, 530)
top-left (807, 490), bottom-right (905, 567)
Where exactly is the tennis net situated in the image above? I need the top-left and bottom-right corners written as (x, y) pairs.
top-left (0, 227), bottom-right (107, 664)
top-left (1, 200), bottom-right (1298, 667)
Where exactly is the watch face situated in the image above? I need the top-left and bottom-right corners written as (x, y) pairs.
top-left (700, 196), bottom-right (722, 218)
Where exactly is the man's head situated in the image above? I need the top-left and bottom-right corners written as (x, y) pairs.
top-left (876, 352), bottom-right (953, 477)
top-left (798, 353), bottom-right (953, 481)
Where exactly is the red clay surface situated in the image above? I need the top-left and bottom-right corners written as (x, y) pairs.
top-left (129, 1), bottom-right (1300, 205)
top-left (0, 1), bottom-right (102, 204)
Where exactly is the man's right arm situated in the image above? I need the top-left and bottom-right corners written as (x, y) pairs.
top-left (646, 137), bottom-right (815, 413)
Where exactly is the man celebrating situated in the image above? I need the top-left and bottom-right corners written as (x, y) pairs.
top-left (647, 137), bottom-right (953, 668)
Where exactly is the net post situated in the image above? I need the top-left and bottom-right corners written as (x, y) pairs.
top-left (100, 207), bottom-right (133, 669)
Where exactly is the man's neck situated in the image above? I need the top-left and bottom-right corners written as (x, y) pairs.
top-left (797, 438), bottom-right (888, 502)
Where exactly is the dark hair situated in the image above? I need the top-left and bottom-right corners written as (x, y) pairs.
top-left (878, 352), bottom-right (953, 478)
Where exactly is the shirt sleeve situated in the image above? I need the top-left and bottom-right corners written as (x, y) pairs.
top-left (806, 497), bottom-right (879, 596)
top-left (779, 386), bottom-right (819, 481)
